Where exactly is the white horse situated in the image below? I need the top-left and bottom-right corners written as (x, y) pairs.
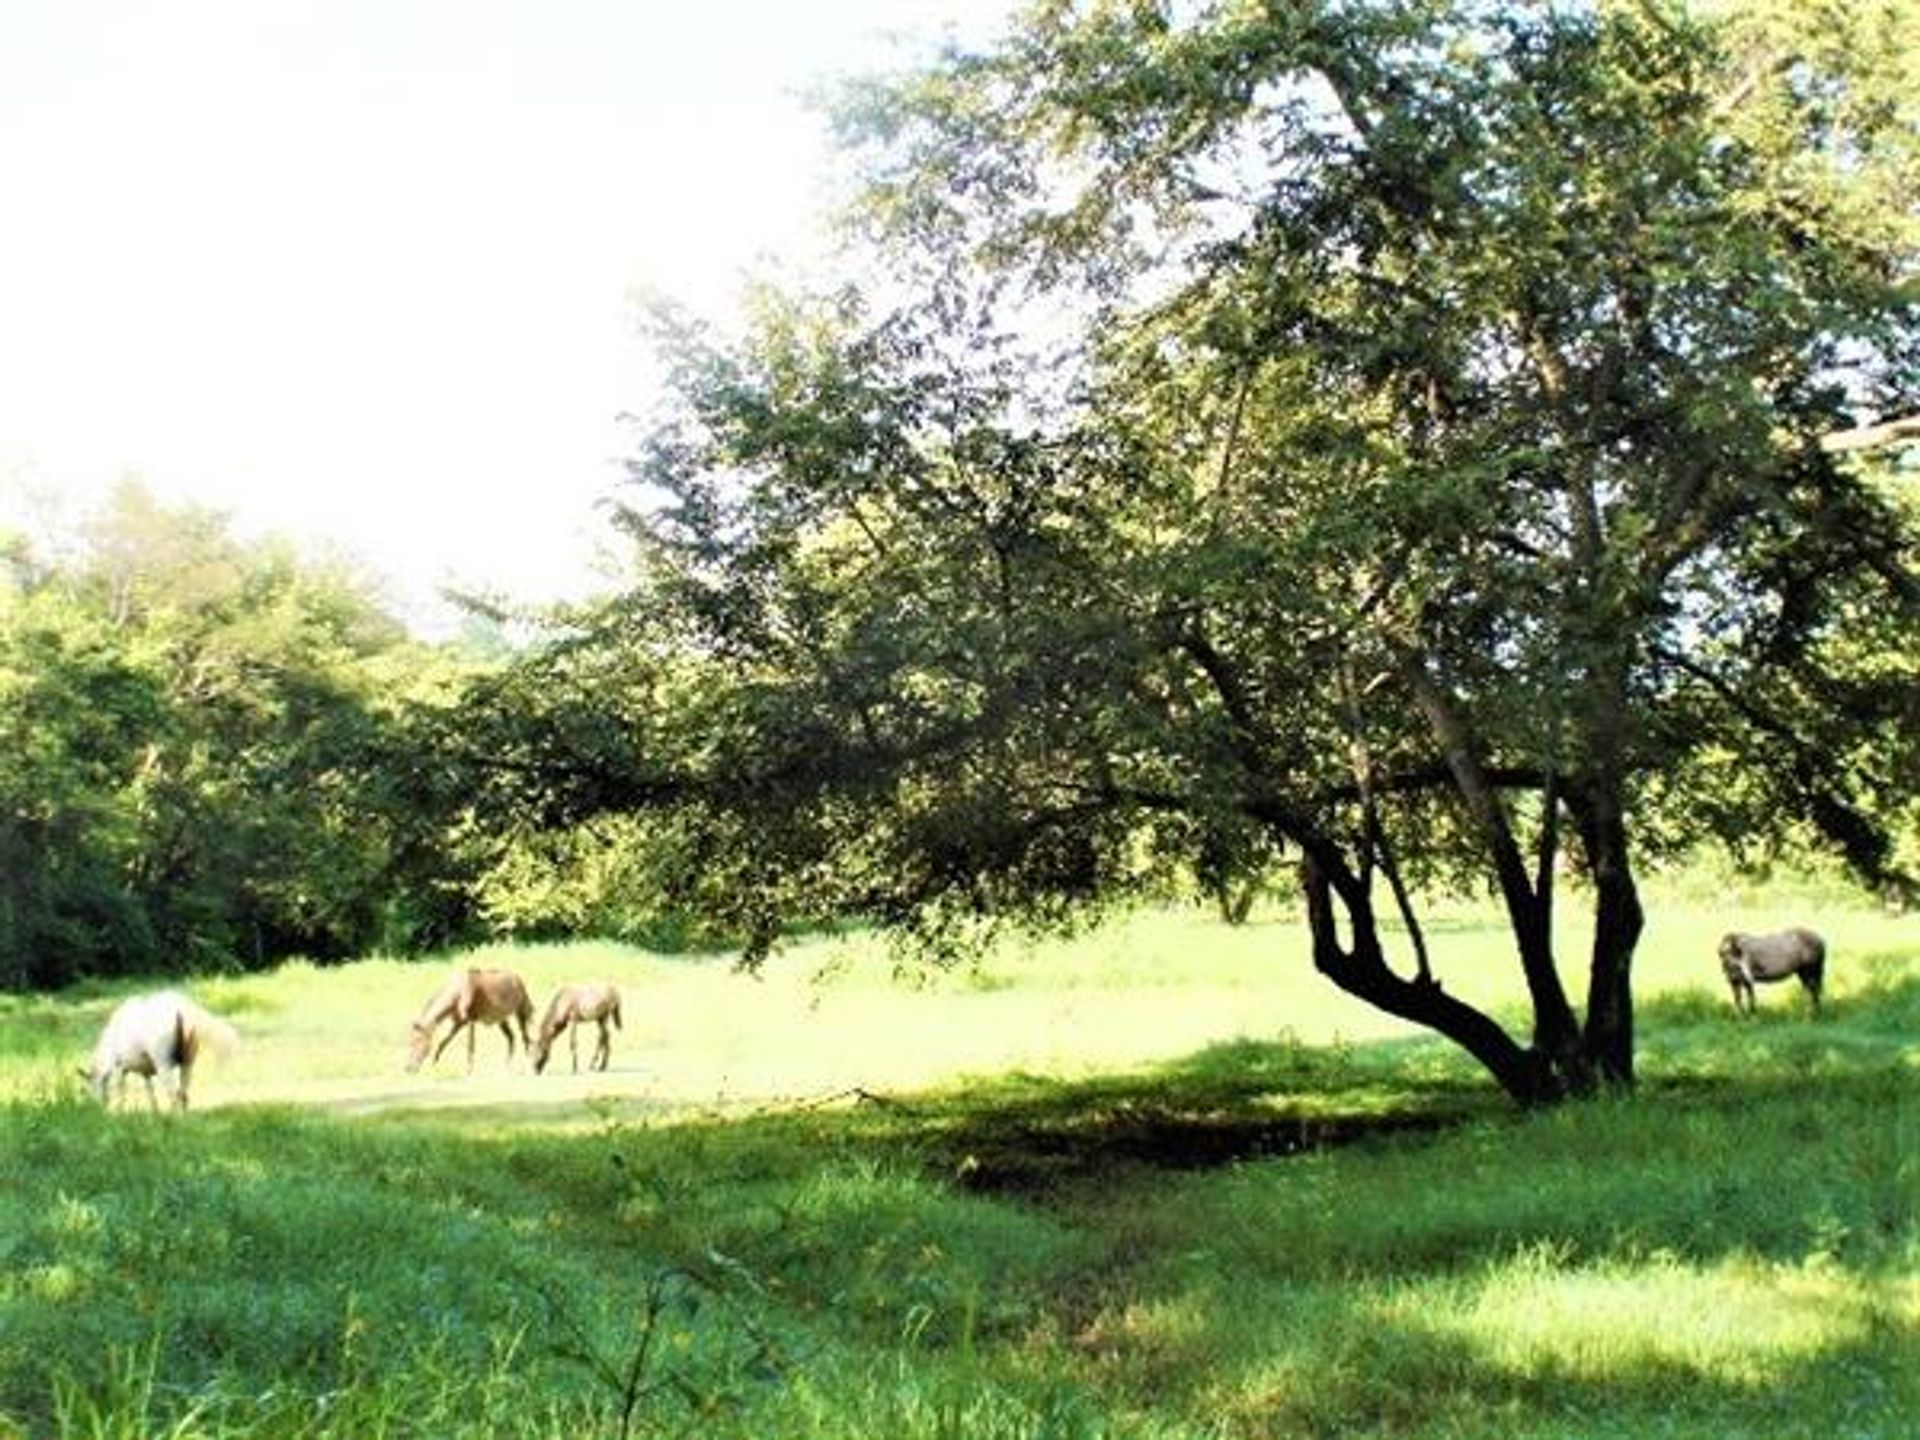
top-left (83, 991), bottom-right (238, 1111)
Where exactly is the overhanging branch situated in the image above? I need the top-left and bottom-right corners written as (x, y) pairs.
top-left (1820, 411), bottom-right (1920, 453)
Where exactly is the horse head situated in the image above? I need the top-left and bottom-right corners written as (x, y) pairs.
top-left (404, 1021), bottom-right (434, 1072)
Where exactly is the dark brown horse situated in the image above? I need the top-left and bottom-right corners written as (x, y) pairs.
top-left (531, 982), bottom-right (623, 1074)
top-left (406, 968), bottom-right (534, 1072)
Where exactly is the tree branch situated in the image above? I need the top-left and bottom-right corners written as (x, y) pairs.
top-left (1393, 644), bottom-right (1583, 1058)
top-left (1820, 411), bottom-right (1920, 453)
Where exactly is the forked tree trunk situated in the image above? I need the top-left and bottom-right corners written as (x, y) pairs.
top-left (1295, 765), bottom-right (1656, 1106)
top-left (1298, 848), bottom-right (1566, 1107)
top-left (1397, 652), bottom-right (1592, 1092)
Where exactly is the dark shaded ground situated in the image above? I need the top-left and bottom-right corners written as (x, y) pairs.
top-left (942, 1104), bottom-right (1469, 1194)
top-left (759, 1030), bottom-right (1513, 1196)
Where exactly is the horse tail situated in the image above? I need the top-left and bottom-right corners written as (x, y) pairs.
top-left (181, 1000), bottom-right (241, 1060)
top-left (1803, 949), bottom-right (1826, 999)
top-left (610, 993), bottom-right (623, 1030)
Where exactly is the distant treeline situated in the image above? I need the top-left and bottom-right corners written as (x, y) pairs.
top-left (0, 481), bottom-right (680, 991)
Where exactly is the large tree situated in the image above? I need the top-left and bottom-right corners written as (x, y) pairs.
top-left (484, 0), bottom-right (1917, 1104)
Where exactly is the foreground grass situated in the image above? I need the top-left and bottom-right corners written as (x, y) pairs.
top-left (0, 886), bottom-right (1913, 1437)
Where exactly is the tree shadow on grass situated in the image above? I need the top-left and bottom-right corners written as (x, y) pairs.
top-left (944, 1101), bottom-right (1466, 1196)
top-left (846, 1033), bottom-right (1504, 1197)
top-left (872, 967), bottom-right (1919, 1199)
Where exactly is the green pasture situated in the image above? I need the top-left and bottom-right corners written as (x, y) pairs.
top-left (1, 881), bottom-right (1914, 1438)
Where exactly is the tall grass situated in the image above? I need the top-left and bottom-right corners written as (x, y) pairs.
top-left (1, 883), bottom-right (1913, 1437)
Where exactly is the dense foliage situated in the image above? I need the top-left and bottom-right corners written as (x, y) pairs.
top-left (0, 482), bottom-right (477, 987)
top-left (467, 0), bottom-right (1918, 1103)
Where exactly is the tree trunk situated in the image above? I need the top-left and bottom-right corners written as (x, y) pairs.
top-left (1570, 639), bottom-right (1645, 1088)
top-left (1298, 847), bottom-right (1566, 1107)
top-left (1579, 795), bottom-right (1643, 1087)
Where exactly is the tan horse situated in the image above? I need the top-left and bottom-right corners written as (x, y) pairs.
top-left (531, 982), bottom-right (623, 1074)
top-left (405, 968), bottom-right (533, 1072)
top-left (83, 991), bottom-right (238, 1111)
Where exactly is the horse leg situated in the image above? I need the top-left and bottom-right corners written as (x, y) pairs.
top-left (593, 1020), bottom-right (610, 1072)
top-left (570, 1022), bottom-right (581, 1074)
top-left (498, 1022), bottom-right (517, 1067)
top-left (1800, 963), bottom-right (1823, 1015)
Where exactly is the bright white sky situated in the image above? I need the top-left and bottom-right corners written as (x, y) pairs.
top-left (0, 0), bottom-right (1010, 632)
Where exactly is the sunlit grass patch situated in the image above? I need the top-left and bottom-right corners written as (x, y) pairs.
top-left (1415, 1246), bottom-right (1895, 1385)
top-left (1148, 1244), bottom-right (1916, 1440)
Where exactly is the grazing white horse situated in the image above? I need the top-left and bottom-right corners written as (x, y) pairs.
top-left (405, 968), bottom-right (534, 1072)
top-left (84, 991), bottom-right (238, 1111)
top-left (531, 982), bottom-right (623, 1075)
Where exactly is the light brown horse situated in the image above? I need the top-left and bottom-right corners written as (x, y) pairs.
top-left (83, 990), bottom-right (238, 1111)
top-left (531, 982), bottom-right (623, 1075)
top-left (405, 968), bottom-right (533, 1072)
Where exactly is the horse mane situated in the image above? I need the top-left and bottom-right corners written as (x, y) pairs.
top-left (412, 971), bottom-right (467, 1029)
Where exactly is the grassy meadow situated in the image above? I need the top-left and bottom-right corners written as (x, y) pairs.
top-left (0, 877), bottom-right (1914, 1438)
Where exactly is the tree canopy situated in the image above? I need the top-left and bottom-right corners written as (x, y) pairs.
top-left (465, 0), bottom-right (1918, 1105)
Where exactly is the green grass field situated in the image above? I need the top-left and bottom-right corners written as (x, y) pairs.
top-left (1, 881), bottom-right (1914, 1438)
